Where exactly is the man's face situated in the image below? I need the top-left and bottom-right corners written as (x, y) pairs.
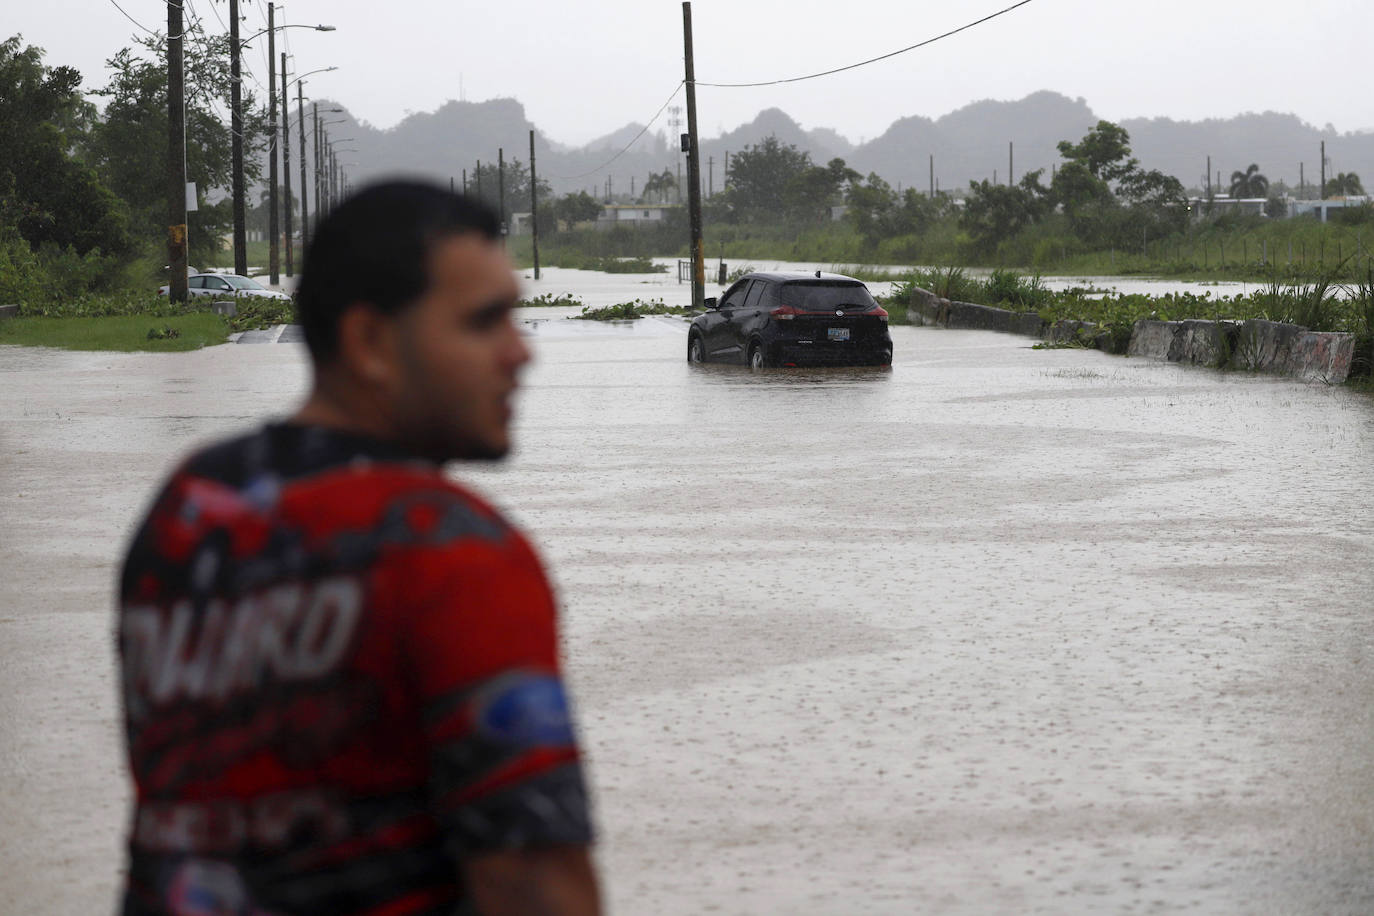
top-left (387, 233), bottom-right (529, 461)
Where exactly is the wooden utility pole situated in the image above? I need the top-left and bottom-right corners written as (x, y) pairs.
top-left (682, 1), bottom-right (705, 310)
top-left (1206, 155), bottom-right (1211, 197)
top-left (929, 154), bottom-right (934, 197)
top-left (497, 148), bottom-right (506, 237)
top-left (312, 103), bottom-right (321, 223)
top-left (166, 0), bottom-right (188, 302)
top-left (230, 0), bottom-right (247, 275)
top-left (297, 83), bottom-right (309, 250)
top-left (1008, 141), bottom-right (1013, 186)
top-left (280, 53), bottom-right (293, 276)
top-left (462, 168), bottom-right (467, 194)
top-left (267, 3), bottom-right (279, 284)
top-left (708, 156), bottom-right (714, 197)
top-left (1320, 141), bottom-right (1326, 200)
top-left (529, 129), bottom-right (540, 280)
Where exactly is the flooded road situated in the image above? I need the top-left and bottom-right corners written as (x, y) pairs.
top-left (3, 312), bottom-right (1374, 913)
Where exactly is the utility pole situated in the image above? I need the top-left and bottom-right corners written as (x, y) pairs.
top-left (708, 156), bottom-right (714, 197)
top-left (476, 161), bottom-right (482, 202)
top-left (1008, 141), bottom-right (1013, 186)
top-left (929, 154), bottom-right (934, 197)
top-left (497, 148), bottom-right (506, 238)
top-left (230, 0), bottom-right (247, 275)
top-left (1320, 141), bottom-right (1327, 200)
top-left (461, 168), bottom-right (467, 194)
top-left (297, 83), bottom-right (309, 251)
top-left (1300, 162), bottom-right (1305, 198)
top-left (166, 0), bottom-right (188, 302)
top-left (682, 1), bottom-right (705, 310)
top-left (530, 129), bottom-right (540, 280)
top-left (267, 3), bottom-right (279, 284)
top-left (280, 53), bottom-right (293, 276)
top-left (312, 103), bottom-right (321, 225)
top-left (1206, 155), bottom-right (1211, 197)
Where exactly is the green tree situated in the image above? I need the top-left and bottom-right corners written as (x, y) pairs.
top-left (1228, 164), bottom-right (1268, 198)
top-left (784, 157), bottom-right (858, 225)
top-left (721, 135), bottom-right (812, 223)
top-left (1117, 167), bottom-right (1188, 236)
top-left (1056, 121), bottom-right (1137, 183)
top-left (88, 33), bottom-right (269, 264)
top-left (1326, 172), bottom-right (1364, 197)
top-left (552, 191), bottom-right (603, 230)
top-left (1051, 120), bottom-right (1186, 245)
top-left (468, 158), bottom-right (552, 227)
top-left (0, 36), bottom-right (129, 258)
top-left (640, 169), bottom-right (675, 203)
top-left (961, 170), bottom-right (1052, 254)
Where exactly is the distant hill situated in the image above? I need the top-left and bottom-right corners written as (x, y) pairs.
top-left (270, 92), bottom-right (1374, 203)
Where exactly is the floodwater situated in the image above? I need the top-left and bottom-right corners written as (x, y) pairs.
top-left (643, 257), bottom-right (1271, 300)
top-left (3, 269), bottom-right (1374, 913)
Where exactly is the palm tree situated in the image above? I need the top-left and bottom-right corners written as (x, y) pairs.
top-left (1326, 172), bottom-right (1365, 197)
top-left (1228, 163), bottom-right (1269, 198)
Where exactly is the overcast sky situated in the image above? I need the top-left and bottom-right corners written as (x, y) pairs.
top-left (15, 0), bottom-right (1371, 147)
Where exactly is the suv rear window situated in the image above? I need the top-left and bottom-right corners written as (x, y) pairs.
top-left (777, 281), bottom-right (876, 312)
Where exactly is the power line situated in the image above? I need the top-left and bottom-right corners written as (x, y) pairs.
top-left (105, 0), bottom-right (158, 35)
top-left (550, 81), bottom-right (685, 181)
top-left (697, 0), bottom-right (1037, 88)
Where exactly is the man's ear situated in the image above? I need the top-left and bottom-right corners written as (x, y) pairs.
top-left (335, 302), bottom-right (399, 388)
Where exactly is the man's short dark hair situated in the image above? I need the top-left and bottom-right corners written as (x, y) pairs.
top-left (295, 180), bottom-right (502, 363)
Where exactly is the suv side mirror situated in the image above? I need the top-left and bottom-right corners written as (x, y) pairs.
top-left (704, 297), bottom-right (718, 310)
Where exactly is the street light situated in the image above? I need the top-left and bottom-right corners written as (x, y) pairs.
top-left (331, 148), bottom-right (359, 208)
top-left (314, 115), bottom-right (350, 223)
top-left (323, 136), bottom-right (354, 213)
top-left (279, 64), bottom-right (338, 277)
top-left (229, 1), bottom-right (334, 279)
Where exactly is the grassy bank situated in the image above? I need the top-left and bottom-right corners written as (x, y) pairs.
top-left (0, 292), bottom-right (295, 352)
top-left (0, 312), bottom-right (231, 351)
top-left (509, 214), bottom-right (1374, 283)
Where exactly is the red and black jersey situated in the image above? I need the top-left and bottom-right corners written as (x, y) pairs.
top-left (117, 423), bottom-right (593, 916)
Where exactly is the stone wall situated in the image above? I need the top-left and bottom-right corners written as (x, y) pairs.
top-left (909, 285), bottom-right (1357, 384)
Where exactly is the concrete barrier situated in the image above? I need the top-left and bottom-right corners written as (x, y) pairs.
top-left (1230, 319), bottom-right (1304, 374)
top-left (1282, 330), bottom-right (1355, 383)
top-left (906, 287), bottom-right (1043, 336)
top-left (908, 285), bottom-right (1357, 384)
top-left (944, 300), bottom-right (1046, 336)
top-left (907, 285), bottom-right (943, 325)
top-left (1175, 319), bottom-right (1237, 367)
top-left (209, 300), bottom-right (237, 317)
top-left (1127, 320), bottom-right (1180, 359)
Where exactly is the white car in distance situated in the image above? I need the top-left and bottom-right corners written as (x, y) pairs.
top-left (157, 273), bottom-right (291, 302)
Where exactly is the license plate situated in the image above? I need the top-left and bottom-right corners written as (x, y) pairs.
top-left (827, 327), bottom-right (850, 341)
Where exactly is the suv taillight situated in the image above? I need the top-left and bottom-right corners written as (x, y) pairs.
top-left (770, 305), bottom-right (801, 320)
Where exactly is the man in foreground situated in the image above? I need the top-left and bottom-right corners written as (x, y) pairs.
top-left (117, 182), bottom-right (600, 915)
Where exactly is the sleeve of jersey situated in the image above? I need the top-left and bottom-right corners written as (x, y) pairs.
top-left (398, 534), bottom-right (594, 855)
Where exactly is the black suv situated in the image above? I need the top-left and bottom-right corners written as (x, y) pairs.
top-left (687, 271), bottom-right (892, 368)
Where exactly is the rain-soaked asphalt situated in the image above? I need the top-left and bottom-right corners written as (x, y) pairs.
top-left (2, 270), bottom-right (1374, 914)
